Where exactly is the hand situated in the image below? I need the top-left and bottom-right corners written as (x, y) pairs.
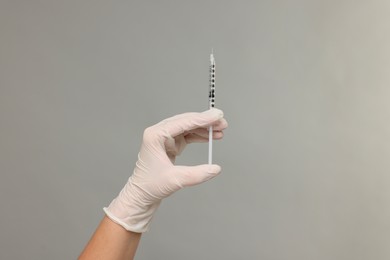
top-left (104, 108), bottom-right (228, 232)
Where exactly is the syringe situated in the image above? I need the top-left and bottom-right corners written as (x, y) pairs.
top-left (208, 51), bottom-right (216, 164)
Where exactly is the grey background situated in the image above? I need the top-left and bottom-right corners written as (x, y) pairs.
top-left (1, 0), bottom-right (390, 259)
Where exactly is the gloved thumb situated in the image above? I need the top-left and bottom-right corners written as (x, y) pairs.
top-left (174, 164), bottom-right (222, 187)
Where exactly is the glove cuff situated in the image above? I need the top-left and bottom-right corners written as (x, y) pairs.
top-left (103, 203), bottom-right (160, 233)
top-left (103, 184), bottom-right (162, 233)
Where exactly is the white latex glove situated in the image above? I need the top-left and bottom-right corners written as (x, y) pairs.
top-left (104, 108), bottom-right (228, 233)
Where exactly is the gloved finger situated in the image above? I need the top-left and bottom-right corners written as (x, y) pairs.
top-left (158, 108), bottom-right (222, 124)
top-left (212, 118), bottom-right (228, 131)
top-left (187, 118), bottom-right (228, 134)
top-left (185, 131), bottom-right (224, 144)
top-left (165, 135), bottom-right (186, 157)
top-left (158, 108), bottom-right (224, 138)
top-left (173, 164), bottom-right (221, 187)
top-left (186, 128), bottom-right (224, 138)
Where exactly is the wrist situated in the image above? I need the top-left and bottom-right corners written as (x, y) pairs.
top-left (104, 182), bottom-right (162, 233)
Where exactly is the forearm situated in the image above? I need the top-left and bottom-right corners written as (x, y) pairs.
top-left (79, 216), bottom-right (142, 260)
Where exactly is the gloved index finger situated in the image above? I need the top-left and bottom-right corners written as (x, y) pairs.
top-left (160, 108), bottom-right (224, 138)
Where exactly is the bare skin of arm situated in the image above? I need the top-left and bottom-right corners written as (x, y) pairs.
top-left (79, 216), bottom-right (141, 260)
